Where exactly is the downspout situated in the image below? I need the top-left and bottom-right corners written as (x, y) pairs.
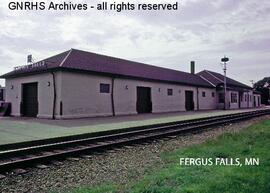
top-left (247, 92), bottom-right (249, 108)
top-left (196, 87), bottom-right (199, 111)
top-left (111, 77), bottom-right (115, 116)
top-left (51, 71), bottom-right (56, 119)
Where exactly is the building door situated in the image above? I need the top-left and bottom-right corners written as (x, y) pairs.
top-left (239, 93), bottom-right (242, 108)
top-left (136, 87), bottom-right (152, 114)
top-left (185, 91), bottom-right (194, 111)
top-left (0, 89), bottom-right (3, 101)
top-left (21, 82), bottom-right (38, 117)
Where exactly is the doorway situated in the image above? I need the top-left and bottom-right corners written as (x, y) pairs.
top-left (21, 82), bottom-right (38, 117)
top-left (239, 92), bottom-right (243, 108)
top-left (136, 87), bottom-right (152, 114)
top-left (185, 90), bottom-right (194, 111)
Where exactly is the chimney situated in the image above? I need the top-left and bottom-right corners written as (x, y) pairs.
top-left (190, 61), bottom-right (195, 74)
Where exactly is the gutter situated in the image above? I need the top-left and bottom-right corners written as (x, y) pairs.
top-left (196, 87), bottom-right (199, 110)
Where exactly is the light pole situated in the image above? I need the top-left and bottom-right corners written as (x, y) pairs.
top-left (264, 81), bottom-right (270, 105)
top-left (221, 56), bottom-right (229, 110)
top-left (250, 80), bottom-right (254, 88)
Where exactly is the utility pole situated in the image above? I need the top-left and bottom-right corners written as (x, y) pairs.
top-left (221, 56), bottom-right (229, 110)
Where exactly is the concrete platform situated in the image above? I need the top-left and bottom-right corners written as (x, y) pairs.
top-left (0, 108), bottom-right (267, 145)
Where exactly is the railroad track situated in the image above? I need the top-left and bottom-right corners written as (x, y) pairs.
top-left (0, 109), bottom-right (269, 175)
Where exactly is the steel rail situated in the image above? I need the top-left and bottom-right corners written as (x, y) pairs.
top-left (0, 109), bottom-right (269, 174)
top-left (0, 110), bottom-right (266, 152)
top-left (0, 110), bottom-right (264, 157)
top-left (0, 110), bottom-right (267, 152)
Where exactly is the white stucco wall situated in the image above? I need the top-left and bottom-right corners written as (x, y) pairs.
top-left (240, 91), bottom-right (253, 108)
top-left (239, 91), bottom-right (255, 108)
top-left (114, 78), bottom-right (201, 115)
top-left (59, 72), bottom-right (113, 119)
top-left (5, 72), bottom-right (62, 118)
top-left (59, 72), bottom-right (217, 118)
top-left (253, 94), bottom-right (261, 107)
top-left (248, 91), bottom-right (254, 108)
top-left (217, 90), bottom-right (233, 109)
top-left (4, 71), bottom-right (218, 119)
top-left (218, 90), bottom-right (256, 109)
top-left (240, 92), bottom-right (248, 108)
top-left (198, 88), bottom-right (217, 110)
top-left (228, 91), bottom-right (239, 109)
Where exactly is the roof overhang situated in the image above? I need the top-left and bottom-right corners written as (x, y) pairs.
top-left (1, 67), bottom-right (215, 89)
top-left (216, 83), bottom-right (252, 91)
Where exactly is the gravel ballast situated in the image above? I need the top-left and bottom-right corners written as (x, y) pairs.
top-left (0, 115), bottom-right (269, 193)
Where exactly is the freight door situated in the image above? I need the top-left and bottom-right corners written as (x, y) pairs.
top-left (136, 87), bottom-right (152, 114)
top-left (185, 90), bottom-right (194, 111)
top-left (21, 82), bottom-right (38, 117)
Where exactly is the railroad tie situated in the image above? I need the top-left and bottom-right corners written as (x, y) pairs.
top-left (36, 164), bottom-right (49, 169)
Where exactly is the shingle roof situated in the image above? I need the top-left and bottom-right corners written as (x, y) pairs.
top-left (197, 70), bottom-right (251, 89)
top-left (1, 48), bottom-right (214, 87)
top-left (1, 50), bottom-right (70, 78)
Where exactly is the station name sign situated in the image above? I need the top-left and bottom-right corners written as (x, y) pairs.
top-left (14, 61), bottom-right (47, 71)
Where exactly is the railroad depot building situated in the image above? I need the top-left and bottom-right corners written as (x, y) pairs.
top-left (0, 49), bottom-right (261, 119)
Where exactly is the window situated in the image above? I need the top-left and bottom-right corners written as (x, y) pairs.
top-left (212, 92), bottom-right (215, 97)
top-left (202, 91), bottom-right (206, 97)
top-left (245, 94), bottom-right (247, 102)
top-left (250, 95), bottom-right (252, 102)
top-left (240, 94), bottom-right (243, 102)
top-left (219, 93), bottom-right (224, 103)
top-left (167, 89), bottom-right (173, 96)
top-left (100, 83), bottom-right (110, 93)
top-left (231, 93), bottom-right (237, 103)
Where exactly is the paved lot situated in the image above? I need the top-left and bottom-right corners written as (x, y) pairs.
top-left (0, 108), bottom-right (266, 145)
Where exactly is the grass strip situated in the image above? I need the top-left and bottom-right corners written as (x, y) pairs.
top-left (72, 119), bottom-right (270, 193)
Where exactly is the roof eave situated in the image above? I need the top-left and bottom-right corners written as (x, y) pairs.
top-left (0, 68), bottom-right (60, 79)
top-left (59, 67), bottom-right (214, 88)
top-left (217, 83), bottom-right (252, 90)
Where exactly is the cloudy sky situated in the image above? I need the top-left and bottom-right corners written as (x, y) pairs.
top-left (0, 0), bottom-right (269, 86)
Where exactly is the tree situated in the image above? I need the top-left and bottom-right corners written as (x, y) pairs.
top-left (254, 77), bottom-right (270, 105)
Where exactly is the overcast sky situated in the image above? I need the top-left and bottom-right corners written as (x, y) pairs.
top-left (0, 0), bottom-right (269, 87)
